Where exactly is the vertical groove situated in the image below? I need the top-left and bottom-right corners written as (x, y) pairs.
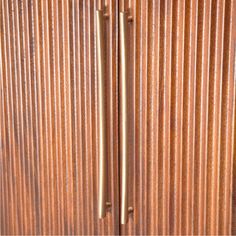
top-left (170, 0), bottom-right (185, 234)
top-left (62, 0), bottom-right (73, 233)
top-left (48, 0), bottom-right (57, 233)
top-left (182, 0), bottom-right (198, 234)
top-left (70, 0), bottom-right (79, 234)
top-left (146, 0), bottom-right (160, 235)
top-left (53, 0), bottom-right (65, 233)
top-left (194, 0), bottom-right (211, 234)
top-left (158, 0), bottom-right (172, 234)
top-left (206, 0), bottom-right (225, 234)
top-left (31, 0), bottom-right (42, 233)
top-left (76, 1), bottom-right (84, 234)
top-left (133, 0), bottom-right (142, 234)
top-left (40, 0), bottom-right (51, 232)
top-left (138, 0), bottom-right (148, 234)
top-left (82, 1), bottom-right (91, 234)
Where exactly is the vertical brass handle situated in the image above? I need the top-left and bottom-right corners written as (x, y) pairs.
top-left (120, 11), bottom-right (128, 225)
top-left (96, 10), bottom-right (107, 219)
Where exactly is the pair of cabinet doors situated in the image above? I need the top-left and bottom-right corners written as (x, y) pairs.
top-left (1, 0), bottom-right (236, 235)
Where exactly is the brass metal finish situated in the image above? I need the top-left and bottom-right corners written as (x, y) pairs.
top-left (120, 11), bottom-right (129, 225)
top-left (96, 10), bottom-right (107, 219)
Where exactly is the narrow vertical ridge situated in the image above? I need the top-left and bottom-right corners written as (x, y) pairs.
top-left (182, 0), bottom-right (198, 234)
top-left (78, 1), bottom-right (86, 234)
top-left (76, 1), bottom-right (85, 234)
top-left (57, 0), bottom-right (65, 231)
top-left (219, 0), bottom-right (236, 234)
top-left (53, 0), bottom-right (65, 233)
top-left (82, 1), bottom-right (91, 234)
top-left (170, 0), bottom-right (185, 234)
top-left (67, 0), bottom-right (74, 232)
top-left (42, 1), bottom-right (53, 233)
top-left (146, 0), bottom-right (160, 234)
top-left (194, 0), bottom-right (212, 234)
top-left (133, 0), bottom-right (142, 234)
top-left (31, 0), bottom-right (42, 234)
top-left (39, 0), bottom-right (52, 232)
top-left (158, 0), bottom-right (172, 234)
top-left (0, 4), bottom-right (8, 232)
top-left (45, 0), bottom-right (56, 233)
top-left (139, 0), bottom-right (148, 234)
top-left (70, 0), bottom-right (79, 233)
top-left (50, 0), bottom-right (61, 233)
top-left (206, 0), bottom-right (225, 234)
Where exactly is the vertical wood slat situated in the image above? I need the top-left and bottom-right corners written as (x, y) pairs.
top-left (122, 0), bottom-right (236, 234)
top-left (0, 0), bottom-right (119, 234)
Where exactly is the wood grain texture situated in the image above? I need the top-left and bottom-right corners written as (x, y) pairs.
top-left (120, 0), bottom-right (236, 235)
top-left (0, 0), bottom-right (119, 234)
top-left (1, 0), bottom-right (236, 235)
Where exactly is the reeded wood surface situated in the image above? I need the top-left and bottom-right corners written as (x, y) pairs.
top-left (0, 0), bottom-right (119, 234)
top-left (120, 0), bottom-right (236, 235)
top-left (1, 0), bottom-right (236, 235)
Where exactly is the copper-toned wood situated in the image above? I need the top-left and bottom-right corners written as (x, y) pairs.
top-left (120, 0), bottom-right (236, 235)
top-left (1, 0), bottom-right (236, 234)
top-left (0, 0), bottom-right (119, 234)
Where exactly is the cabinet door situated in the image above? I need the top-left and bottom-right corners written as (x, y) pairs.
top-left (120, 0), bottom-right (236, 234)
top-left (0, 0), bottom-right (119, 234)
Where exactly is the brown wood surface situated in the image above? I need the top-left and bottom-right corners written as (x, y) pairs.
top-left (120, 0), bottom-right (236, 235)
top-left (1, 0), bottom-right (236, 235)
top-left (0, 0), bottom-right (119, 234)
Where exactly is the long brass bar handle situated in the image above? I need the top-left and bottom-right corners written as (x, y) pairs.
top-left (120, 11), bottom-right (128, 225)
top-left (96, 10), bottom-right (107, 219)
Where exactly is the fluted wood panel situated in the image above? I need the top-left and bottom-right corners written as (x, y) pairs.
top-left (0, 0), bottom-right (119, 234)
top-left (120, 0), bottom-right (236, 235)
